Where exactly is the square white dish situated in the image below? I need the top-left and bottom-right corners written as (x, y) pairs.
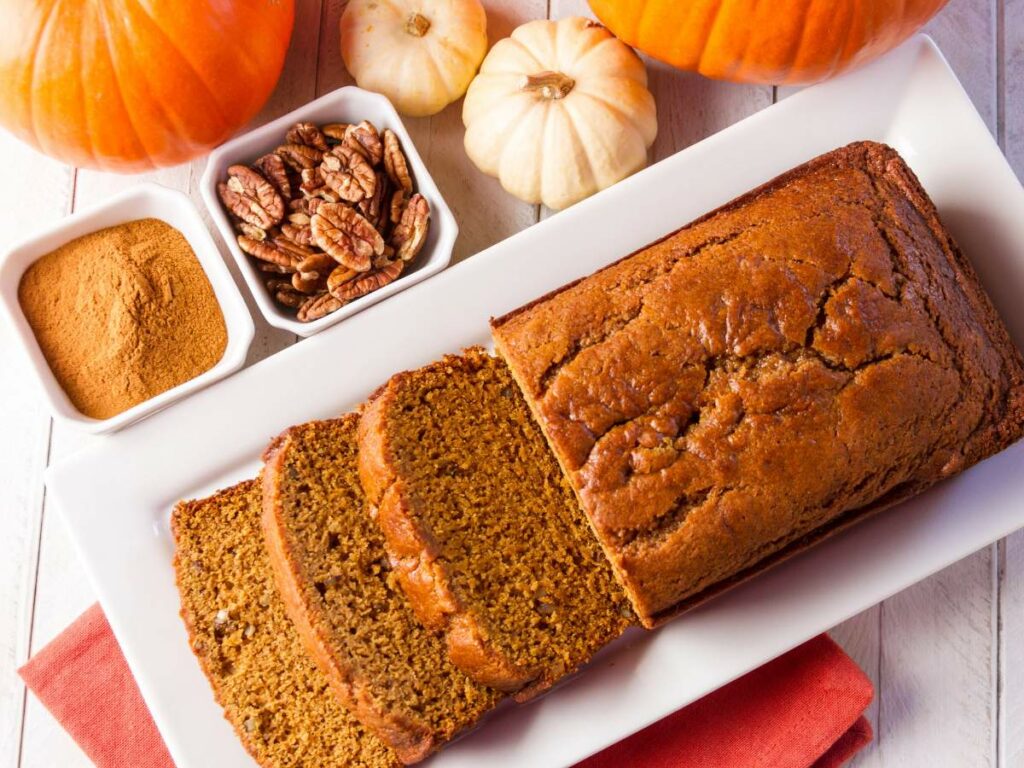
top-left (200, 86), bottom-right (456, 338)
top-left (47, 34), bottom-right (1024, 768)
top-left (0, 183), bottom-right (254, 435)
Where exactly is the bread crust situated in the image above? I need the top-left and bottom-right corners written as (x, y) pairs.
top-left (493, 141), bottom-right (1024, 628)
top-left (358, 374), bottom-right (539, 693)
top-left (261, 420), bottom-right (435, 764)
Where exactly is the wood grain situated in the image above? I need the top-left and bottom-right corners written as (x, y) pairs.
top-left (1008, 0), bottom-right (1024, 179)
top-left (0, 135), bottom-right (71, 768)
top-left (19, 429), bottom-right (100, 768)
top-left (1002, 533), bottom-right (1024, 767)
top-left (1000, 3), bottom-right (1024, 764)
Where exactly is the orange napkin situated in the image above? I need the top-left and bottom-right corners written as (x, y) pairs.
top-left (20, 604), bottom-right (872, 768)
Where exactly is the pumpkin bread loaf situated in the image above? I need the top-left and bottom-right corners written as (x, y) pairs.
top-left (492, 141), bottom-right (1024, 628)
top-left (358, 349), bottom-right (635, 699)
top-left (171, 481), bottom-right (398, 768)
top-left (261, 416), bottom-right (502, 764)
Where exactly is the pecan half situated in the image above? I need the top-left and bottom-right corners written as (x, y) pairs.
top-left (374, 245), bottom-right (396, 268)
top-left (299, 168), bottom-right (341, 202)
top-left (288, 196), bottom-right (322, 216)
top-left (320, 145), bottom-right (376, 203)
top-left (389, 189), bottom-right (406, 226)
top-left (276, 289), bottom-right (307, 309)
top-left (278, 143), bottom-right (324, 171)
top-left (321, 123), bottom-right (351, 143)
top-left (281, 223), bottom-right (313, 247)
top-left (256, 261), bottom-right (295, 274)
top-left (327, 264), bottom-right (360, 293)
top-left (267, 279), bottom-right (306, 307)
top-left (310, 203), bottom-right (384, 272)
top-left (285, 122), bottom-right (329, 151)
top-left (390, 193), bottom-right (430, 262)
top-left (297, 292), bottom-right (344, 322)
top-left (383, 129), bottom-right (413, 193)
top-left (292, 271), bottom-right (327, 294)
top-left (330, 259), bottom-right (404, 301)
top-left (359, 171), bottom-right (390, 232)
top-left (235, 221), bottom-right (268, 241)
top-left (219, 165), bottom-right (284, 228)
top-left (344, 120), bottom-right (383, 166)
top-left (296, 252), bottom-right (338, 280)
top-left (271, 236), bottom-right (315, 260)
top-left (238, 235), bottom-right (301, 269)
top-left (252, 153), bottom-right (291, 199)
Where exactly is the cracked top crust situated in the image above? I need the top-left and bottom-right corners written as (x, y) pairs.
top-left (492, 141), bottom-right (1024, 627)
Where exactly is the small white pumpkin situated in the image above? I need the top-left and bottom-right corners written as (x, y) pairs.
top-left (462, 17), bottom-right (657, 211)
top-left (340, 0), bottom-right (488, 118)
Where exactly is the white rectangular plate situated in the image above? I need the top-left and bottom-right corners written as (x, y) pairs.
top-left (47, 35), bottom-right (1024, 768)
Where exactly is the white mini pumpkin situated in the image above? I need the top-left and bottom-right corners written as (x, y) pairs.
top-left (340, 0), bottom-right (488, 118)
top-left (462, 17), bottom-right (657, 211)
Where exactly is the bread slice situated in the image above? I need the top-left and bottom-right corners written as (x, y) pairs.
top-left (261, 416), bottom-right (502, 765)
top-left (171, 480), bottom-right (398, 768)
top-left (358, 349), bottom-right (634, 699)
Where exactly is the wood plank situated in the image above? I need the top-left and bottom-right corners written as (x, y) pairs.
top-left (829, 609), bottom-right (882, 768)
top-left (999, 3), bottom-right (1024, 765)
top-left (1007, 0), bottom-right (1024, 180)
top-left (18, 428), bottom-right (97, 768)
top-left (1003, 534), bottom-right (1024, 767)
top-left (878, 552), bottom-right (997, 767)
top-left (925, 0), bottom-right (999, 131)
top-left (0, 135), bottom-right (72, 768)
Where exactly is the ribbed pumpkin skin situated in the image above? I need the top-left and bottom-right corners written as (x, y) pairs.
top-left (0, 0), bottom-right (295, 172)
top-left (588, 0), bottom-right (949, 84)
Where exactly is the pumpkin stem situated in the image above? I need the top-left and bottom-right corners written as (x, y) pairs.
top-left (522, 71), bottom-right (576, 100)
top-left (405, 12), bottom-right (431, 37)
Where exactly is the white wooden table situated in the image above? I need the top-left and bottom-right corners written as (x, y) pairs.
top-left (1, 2), bottom-right (1021, 766)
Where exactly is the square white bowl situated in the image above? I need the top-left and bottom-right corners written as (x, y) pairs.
top-left (0, 183), bottom-right (255, 435)
top-left (200, 86), bottom-right (456, 337)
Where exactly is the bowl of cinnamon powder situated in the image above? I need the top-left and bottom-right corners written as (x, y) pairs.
top-left (0, 183), bottom-right (254, 434)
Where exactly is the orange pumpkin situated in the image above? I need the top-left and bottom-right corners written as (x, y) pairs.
top-left (0, 1), bottom-right (295, 172)
top-left (587, 0), bottom-right (949, 84)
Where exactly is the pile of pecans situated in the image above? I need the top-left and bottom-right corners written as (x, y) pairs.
top-left (217, 120), bottom-right (430, 322)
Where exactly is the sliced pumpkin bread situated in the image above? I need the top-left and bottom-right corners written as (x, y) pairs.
top-left (358, 348), bottom-right (635, 699)
top-left (261, 416), bottom-right (502, 765)
top-left (171, 480), bottom-right (398, 768)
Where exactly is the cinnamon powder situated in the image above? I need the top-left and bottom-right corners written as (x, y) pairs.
top-left (18, 218), bottom-right (227, 420)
